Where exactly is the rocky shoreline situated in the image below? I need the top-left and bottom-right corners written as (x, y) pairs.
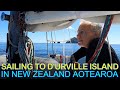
top-left (66, 37), bottom-right (78, 43)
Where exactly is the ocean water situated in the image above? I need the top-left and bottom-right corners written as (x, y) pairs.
top-left (0, 42), bottom-right (120, 60)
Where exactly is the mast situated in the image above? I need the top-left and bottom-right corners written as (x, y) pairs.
top-left (8, 11), bottom-right (21, 64)
top-left (2, 11), bottom-right (26, 65)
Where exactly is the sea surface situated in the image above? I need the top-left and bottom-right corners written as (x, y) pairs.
top-left (0, 42), bottom-right (120, 60)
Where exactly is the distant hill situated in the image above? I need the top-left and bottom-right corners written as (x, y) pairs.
top-left (66, 37), bottom-right (78, 43)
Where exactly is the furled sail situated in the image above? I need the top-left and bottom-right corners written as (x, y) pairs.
top-left (25, 11), bottom-right (120, 32)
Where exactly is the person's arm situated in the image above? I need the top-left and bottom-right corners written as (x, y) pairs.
top-left (69, 47), bottom-right (87, 63)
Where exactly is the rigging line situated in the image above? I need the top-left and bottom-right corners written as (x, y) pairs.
top-left (92, 15), bottom-right (111, 52)
top-left (67, 27), bottom-right (73, 54)
top-left (54, 31), bottom-right (56, 54)
top-left (107, 36), bottom-right (112, 63)
top-left (51, 31), bottom-right (54, 54)
top-left (62, 29), bottom-right (66, 63)
top-left (46, 32), bottom-right (49, 56)
top-left (88, 15), bottom-right (114, 64)
top-left (68, 27), bottom-right (71, 43)
top-left (90, 15), bottom-right (114, 63)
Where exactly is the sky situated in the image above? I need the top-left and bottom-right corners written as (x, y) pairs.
top-left (0, 11), bottom-right (120, 44)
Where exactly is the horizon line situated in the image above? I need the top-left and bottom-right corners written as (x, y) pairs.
top-left (0, 42), bottom-right (120, 45)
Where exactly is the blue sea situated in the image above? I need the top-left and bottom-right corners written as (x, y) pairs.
top-left (0, 42), bottom-right (120, 60)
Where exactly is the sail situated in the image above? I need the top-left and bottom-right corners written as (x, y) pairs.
top-left (26, 19), bottom-right (76, 32)
top-left (25, 11), bottom-right (120, 32)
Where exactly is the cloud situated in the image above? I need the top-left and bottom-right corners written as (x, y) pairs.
top-left (67, 26), bottom-right (74, 30)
